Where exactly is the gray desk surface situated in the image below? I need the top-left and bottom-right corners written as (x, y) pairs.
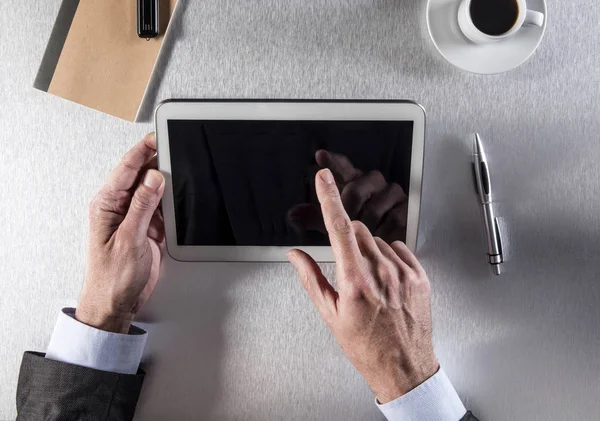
top-left (1, 0), bottom-right (599, 420)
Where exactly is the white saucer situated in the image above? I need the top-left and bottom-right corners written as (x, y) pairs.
top-left (426, 0), bottom-right (547, 74)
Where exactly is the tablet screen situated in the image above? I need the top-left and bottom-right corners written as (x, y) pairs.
top-left (167, 120), bottom-right (413, 247)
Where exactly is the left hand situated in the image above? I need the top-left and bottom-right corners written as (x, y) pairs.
top-left (76, 133), bottom-right (166, 334)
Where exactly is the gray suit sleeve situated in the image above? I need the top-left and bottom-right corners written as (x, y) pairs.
top-left (16, 352), bottom-right (144, 421)
top-left (462, 411), bottom-right (480, 420)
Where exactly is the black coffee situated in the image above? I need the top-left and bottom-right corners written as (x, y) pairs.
top-left (470, 0), bottom-right (519, 36)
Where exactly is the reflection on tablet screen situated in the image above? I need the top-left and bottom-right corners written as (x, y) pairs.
top-left (167, 120), bottom-right (413, 246)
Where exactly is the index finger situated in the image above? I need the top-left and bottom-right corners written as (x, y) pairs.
top-left (315, 168), bottom-right (362, 273)
top-left (103, 133), bottom-right (157, 195)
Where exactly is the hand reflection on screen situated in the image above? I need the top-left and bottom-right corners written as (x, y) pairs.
top-left (288, 150), bottom-right (408, 244)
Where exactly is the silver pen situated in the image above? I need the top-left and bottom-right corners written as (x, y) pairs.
top-left (472, 133), bottom-right (503, 275)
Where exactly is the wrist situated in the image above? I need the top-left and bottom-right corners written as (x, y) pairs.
top-left (75, 302), bottom-right (133, 334)
top-left (370, 360), bottom-right (440, 404)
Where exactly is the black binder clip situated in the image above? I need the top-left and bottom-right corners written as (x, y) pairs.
top-left (137, 0), bottom-right (159, 40)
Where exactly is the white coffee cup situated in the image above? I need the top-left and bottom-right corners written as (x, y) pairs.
top-left (458, 0), bottom-right (545, 44)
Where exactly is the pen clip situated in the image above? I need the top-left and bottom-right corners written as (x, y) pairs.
top-left (471, 162), bottom-right (479, 197)
top-left (494, 217), bottom-right (504, 263)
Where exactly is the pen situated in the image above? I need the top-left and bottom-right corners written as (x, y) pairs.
top-left (472, 133), bottom-right (504, 275)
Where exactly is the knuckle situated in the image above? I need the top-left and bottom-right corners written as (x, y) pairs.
top-left (332, 215), bottom-right (352, 235)
top-left (377, 263), bottom-right (398, 285)
top-left (404, 270), bottom-right (419, 285)
top-left (131, 188), bottom-right (155, 212)
top-left (89, 187), bottom-right (131, 217)
top-left (344, 282), bottom-right (364, 301)
top-left (88, 193), bottom-right (112, 220)
top-left (299, 269), bottom-right (313, 289)
top-left (405, 274), bottom-right (431, 297)
top-left (397, 264), bottom-right (414, 281)
top-left (120, 156), bottom-right (140, 173)
top-left (400, 267), bottom-right (429, 289)
top-left (114, 229), bottom-right (136, 251)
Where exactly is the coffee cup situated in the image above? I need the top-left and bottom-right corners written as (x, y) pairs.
top-left (458, 0), bottom-right (545, 44)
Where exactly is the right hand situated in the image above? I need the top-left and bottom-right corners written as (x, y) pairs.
top-left (287, 168), bottom-right (438, 404)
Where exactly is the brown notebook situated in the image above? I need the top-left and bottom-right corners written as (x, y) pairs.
top-left (36, 0), bottom-right (178, 121)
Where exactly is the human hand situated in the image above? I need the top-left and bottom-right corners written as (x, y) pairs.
top-left (289, 150), bottom-right (408, 243)
top-left (288, 168), bottom-right (438, 403)
top-left (76, 133), bottom-right (165, 334)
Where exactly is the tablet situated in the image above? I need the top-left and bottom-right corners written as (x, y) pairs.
top-left (155, 100), bottom-right (425, 262)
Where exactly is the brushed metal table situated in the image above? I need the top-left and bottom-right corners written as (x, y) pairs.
top-left (1, 0), bottom-right (599, 420)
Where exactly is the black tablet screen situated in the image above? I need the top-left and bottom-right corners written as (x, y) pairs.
top-left (167, 120), bottom-right (414, 246)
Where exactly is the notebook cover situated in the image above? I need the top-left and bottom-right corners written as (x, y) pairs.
top-left (36, 0), bottom-right (178, 121)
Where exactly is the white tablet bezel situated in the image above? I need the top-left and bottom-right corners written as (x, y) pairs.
top-left (155, 100), bottom-right (425, 262)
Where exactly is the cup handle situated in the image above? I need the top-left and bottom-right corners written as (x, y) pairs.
top-left (524, 10), bottom-right (545, 27)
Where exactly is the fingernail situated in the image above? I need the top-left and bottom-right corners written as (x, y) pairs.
top-left (320, 168), bottom-right (334, 184)
top-left (143, 171), bottom-right (163, 190)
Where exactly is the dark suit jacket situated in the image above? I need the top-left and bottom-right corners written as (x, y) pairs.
top-left (16, 351), bottom-right (479, 421)
top-left (16, 352), bottom-right (143, 421)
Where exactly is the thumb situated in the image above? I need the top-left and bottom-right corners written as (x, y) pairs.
top-left (288, 249), bottom-right (338, 322)
top-left (121, 170), bottom-right (165, 246)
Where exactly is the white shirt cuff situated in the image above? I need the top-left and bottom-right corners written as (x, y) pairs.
top-left (376, 368), bottom-right (467, 421)
top-left (45, 307), bottom-right (147, 375)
